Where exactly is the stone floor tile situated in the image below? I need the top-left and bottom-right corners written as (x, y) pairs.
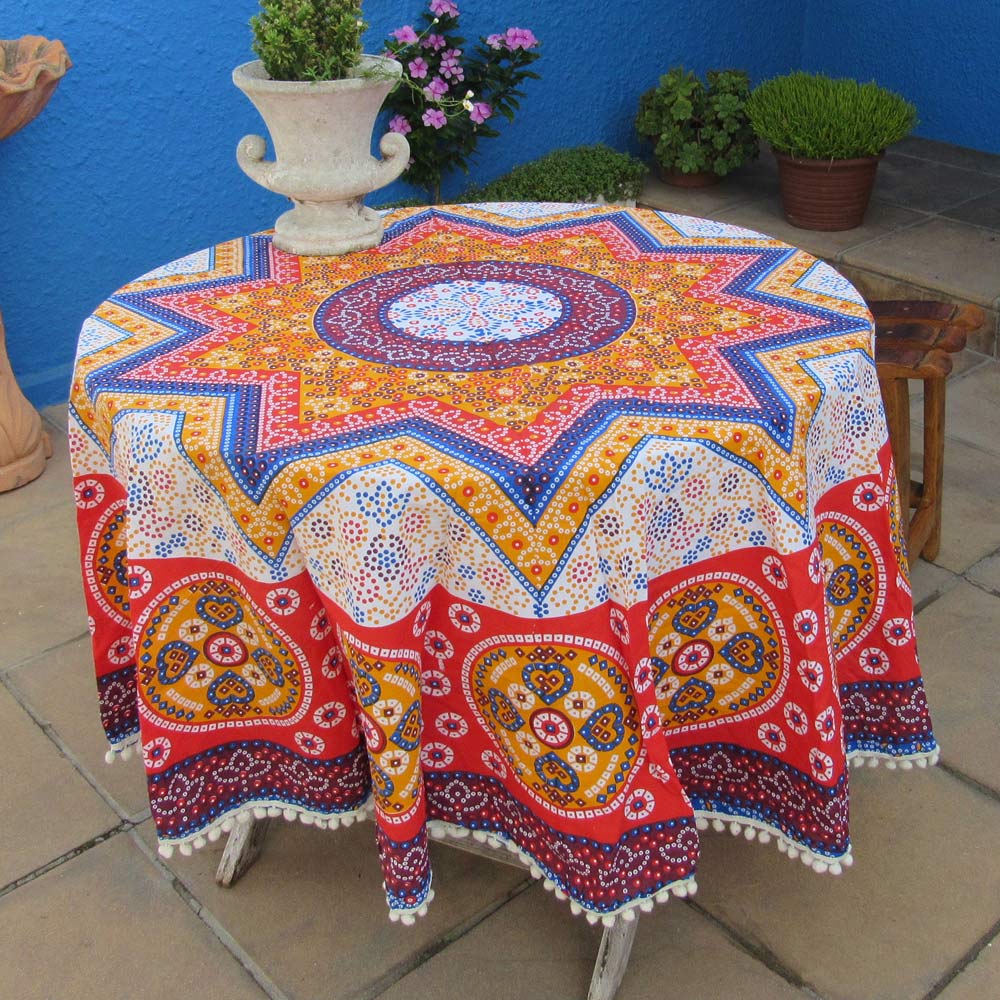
top-left (378, 882), bottom-right (811, 1000)
top-left (715, 196), bottom-right (925, 260)
top-left (939, 361), bottom-right (1000, 457)
top-left (136, 816), bottom-right (531, 1000)
top-left (638, 173), bottom-right (758, 218)
top-left (8, 635), bottom-right (150, 818)
top-left (908, 557), bottom-right (959, 609)
top-left (893, 137), bottom-right (1000, 178)
top-left (0, 834), bottom-right (269, 1000)
top-left (0, 685), bottom-right (119, 887)
top-left (936, 934), bottom-right (1000, 1000)
top-left (967, 551), bottom-right (1000, 592)
top-left (942, 188), bottom-right (1000, 233)
top-left (909, 436), bottom-right (1000, 574)
top-left (916, 582), bottom-right (1000, 792)
top-left (41, 401), bottom-right (68, 434)
top-left (872, 153), bottom-right (1000, 214)
top-left (693, 766), bottom-right (1000, 1000)
top-left (0, 424), bottom-right (71, 529)
top-left (840, 217), bottom-right (1000, 309)
top-left (0, 496), bottom-right (89, 671)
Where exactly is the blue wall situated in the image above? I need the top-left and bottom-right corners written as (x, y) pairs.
top-left (0, 0), bottom-right (993, 409)
top-left (801, 0), bottom-right (1000, 155)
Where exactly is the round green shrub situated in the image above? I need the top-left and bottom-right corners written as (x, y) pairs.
top-left (635, 68), bottom-right (758, 177)
top-left (746, 72), bottom-right (917, 160)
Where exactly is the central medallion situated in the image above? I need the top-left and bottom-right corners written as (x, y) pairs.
top-left (314, 260), bottom-right (635, 371)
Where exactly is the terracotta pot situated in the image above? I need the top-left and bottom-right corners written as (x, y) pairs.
top-left (233, 56), bottom-right (409, 256)
top-left (773, 150), bottom-right (882, 231)
top-left (655, 163), bottom-right (721, 188)
top-left (0, 36), bottom-right (72, 141)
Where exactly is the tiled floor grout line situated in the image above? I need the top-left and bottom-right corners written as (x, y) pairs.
top-left (0, 628), bottom-right (91, 677)
top-left (921, 915), bottom-right (1000, 1000)
top-left (936, 761), bottom-right (1000, 807)
top-left (127, 829), bottom-right (291, 1000)
top-left (0, 821), bottom-right (132, 899)
top-left (361, 878), bottom-right (536, 1000)
top-left (0, 668), bottom-right (133, 822)
top-left (831, 210), bottom-right (940, 262)
top-left (684, 899), bottom-right (827, 999)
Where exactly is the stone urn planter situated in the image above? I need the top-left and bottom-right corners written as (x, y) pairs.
top-left (233, 56), bottom-right (410, 256)
top-left (0, 36), bottom-right (71, 492)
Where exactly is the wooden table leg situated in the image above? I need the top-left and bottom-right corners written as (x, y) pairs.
top-left (216, 817), bottom-right (272, 886)
top-left (589, 915), bottom-right (639, 1000)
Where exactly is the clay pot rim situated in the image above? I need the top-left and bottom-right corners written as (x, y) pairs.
top-left (233, 55), bottom-right (402, 95)
top-left (771, 148), bottom-right (885, 168)
top-left (0, 36), bottom-right (71, 95)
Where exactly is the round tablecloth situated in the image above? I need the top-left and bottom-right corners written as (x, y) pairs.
top-left (70, 203), bottom-right (937, 920)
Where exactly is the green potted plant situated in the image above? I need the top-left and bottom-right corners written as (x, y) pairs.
top-left (232, 0), bottom-right (409, 255)
top-left (635, 68), bottom-right (758, 187)
top-left (746, 71), bottom-right (916, 231)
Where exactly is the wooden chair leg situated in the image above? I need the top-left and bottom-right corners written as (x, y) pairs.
top-left (589, 916), bottom-right (639, 1000)
top-left (216, 817), bottom-right (272, 886)
top-left (879, 376), bottom-right (912, 521)
top-left (916, 377), bottom-right (947, 561)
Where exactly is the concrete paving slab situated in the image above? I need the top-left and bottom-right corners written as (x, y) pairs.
top-left (841, 217), bottom-right (1000, 310)
top-left (377, 882), bottom-right (813, 1000)
top-left (714, 196), bottom-right (926, 261)
top-left (916, 582), bottom-right (1000, 793)
top-left (639, 173), bottom-right (757, 218)
top-left (872, 153), bottom-right (1000, 214)
top-left (0, 685), bottom-right (119, 887)
top-left (136, 816), bottom-right (531, 1000)
top-left (936, 934), bottom-right (1000, 1000)
top-left (8, 635), bottom-right (150, 818)
top-left (693, 766), bottom-right (1000, 1000)
top-left (893, 138), bottom-right (1000, 178)
top-left (908, 557), bottom-right (959, 609)
top-left (0, 495), bottom-right (89, 671)
top-left (942, 188), bottom-right (1000, 233)
top-left (939, 361), bottom-right (1000, 458)
top-left (967, 551), bottom-right (1000, 593)
top-left (0, 422), bottom-right (71, 528)
top-left (0, 834), bottom-right (268, 1000)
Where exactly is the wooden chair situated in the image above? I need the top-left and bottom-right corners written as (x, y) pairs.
top-left (870, 300), bottom-right (984, 561)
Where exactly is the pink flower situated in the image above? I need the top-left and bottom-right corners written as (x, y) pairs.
top-left (422, 108), bottom-right (447, 129)
top-left (470, 101), bottom-right (492, 123)
top-left (429, 0), bottom-right (458, 17)
top-left (407, 57), bottom-right (429, 79)
top-left (424, 76), bottom-right (449, 100)
top-left (504, 26), bottom-right (538, 50)
top-left (486, 33), bottom-right (504, 49)
top-left (421, 33), bottom-right (447, 50)
top-left (440, 49), bottom-right (464, 81)
top-left (389, 114), bottom-right (412, 135)
top-left (391, 25), bottom-right (419, 44)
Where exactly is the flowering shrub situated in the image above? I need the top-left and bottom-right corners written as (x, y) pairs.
top-left (383, 2), bottom-right (540, 201)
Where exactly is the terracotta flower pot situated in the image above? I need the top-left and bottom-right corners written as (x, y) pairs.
top-left (233, 56), bottom-right (410, 256)
top-left (0, 36), bottom-right (71, 141)
top-left (655, 163), bottom-right (721, 188)
top-left (773, 150), bottom-right (882, 231)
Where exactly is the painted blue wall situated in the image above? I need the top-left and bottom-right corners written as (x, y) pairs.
top-left (801, 0), bottom-right (1000, 155)
top-left (1, 0), bottom-right (805, 408)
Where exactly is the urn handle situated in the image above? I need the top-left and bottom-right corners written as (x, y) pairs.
top-left (235, 134), bottom-right (277, 191)
top-left (372, 131), bottom-right (410, 189)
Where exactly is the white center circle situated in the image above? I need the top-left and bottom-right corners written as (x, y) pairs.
top-left (385, 280), bottom-right (564, 343)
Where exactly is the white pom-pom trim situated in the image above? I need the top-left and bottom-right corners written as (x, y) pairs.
top-left (103, 735), bottom-right (140, 764)
top-left (694, 809), bottom-right (852, 874)
top-left (153, 796), bottom-right (374, 860)
top-left (388, 887), bottom-right (435, 924)
top-left (848, 747), bottom-right (939, 770)
top-left (425, 819), bottom-right (696, 922)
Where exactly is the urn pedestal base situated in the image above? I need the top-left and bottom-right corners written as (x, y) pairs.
top-left (273, 199), bottom-right (385, 257)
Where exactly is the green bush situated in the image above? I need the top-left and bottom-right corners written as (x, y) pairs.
top-left (635, 68), bottom-right (758, 177)
top-left (251, 0), bottom-right (365, 82)
top-left (461, 145), bottom-right (647, 204)
top-left (746, 72), bottom-right (917, 160)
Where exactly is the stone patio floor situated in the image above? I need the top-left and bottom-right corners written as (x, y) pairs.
top-left (2, 138), bottom-right (999, 999)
